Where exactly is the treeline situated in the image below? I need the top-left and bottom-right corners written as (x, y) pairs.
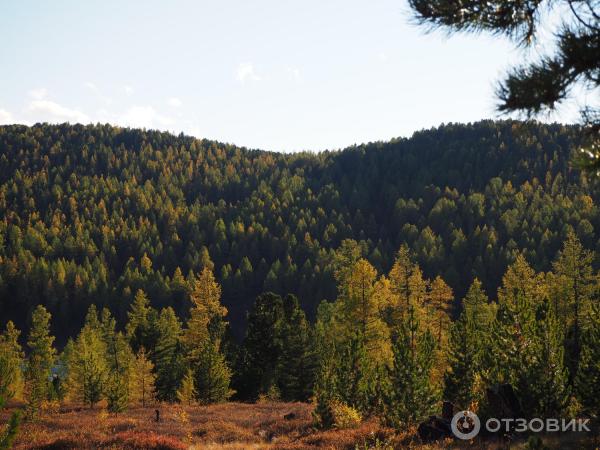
top-left (2, 232), bottom-right (600, 431)
top-left (0, 121), bottom-right (597, 342)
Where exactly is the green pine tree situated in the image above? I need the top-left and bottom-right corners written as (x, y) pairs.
top-left (444, 279), bottom-right (494, 409)
top-left (102, 309), bottom-right (132, 413)
top-left (383, 305), bottom-right (438, 429)
top-left (236, 292), bottom-right (285, 400)
top-left (575, 302), bottom-right (600, 418)
top-left (277, 294), bottom-right (316, 401)
top-left (154, 307), bottom-right (186, 402)
top-left (25, 305), bottom-right (56, 419)
top-left (518, 299), bottom-right (569, 418)
top-left (334, 331), bottom-right (381, 414)
top-left (194, 341), bottom-right (232, 403)
top-left (552, 230), bottom-right (595, 378)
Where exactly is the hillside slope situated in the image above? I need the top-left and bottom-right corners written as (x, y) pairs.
top-left (0, 120), bottom-right (595, 341)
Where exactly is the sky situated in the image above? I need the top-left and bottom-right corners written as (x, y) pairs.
top-left (0, 0), bottom-right (582, 152)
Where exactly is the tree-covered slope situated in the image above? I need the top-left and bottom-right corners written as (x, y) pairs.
top-left (0, 120), bottom-right (595, 342)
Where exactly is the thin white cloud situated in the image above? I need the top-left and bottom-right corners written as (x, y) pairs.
top-left (119, 105), bottom-right (174, 128)
top-left (236, 63), bottom-right (261, 83)
top-left (0, 109), bottom-right (13, 125)
top-left (286, 67), bottom-right (302, 83)
top-left (18, 88), bottom-right (178, 131)
top-left (27, 100), bottom-right (90, 123)
top-left (124, 85), bottom-right (134, 96)
top-left (84, 81), bottom-right (112, 105)
top-left (187, 126), bottom-right (202, 138)
top-left (378, 52), bottom-right (388, 62)
top-left (28, 88), bottom-right (48, 100)
top-left (168, 97), bottom-right (183, 107)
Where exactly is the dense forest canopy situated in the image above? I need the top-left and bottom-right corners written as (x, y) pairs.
top-left (0, 121), bottom-right (595, 343)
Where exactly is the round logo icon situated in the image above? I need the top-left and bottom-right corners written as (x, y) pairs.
top-left (451, 410), bottom-right (481, 440)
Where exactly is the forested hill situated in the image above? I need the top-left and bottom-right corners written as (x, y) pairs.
top-left (0, 120), bottom-right (595, 343)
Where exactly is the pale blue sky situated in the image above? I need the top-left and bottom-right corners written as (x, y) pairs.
top-left (0, 0), bottom-right (580, 152)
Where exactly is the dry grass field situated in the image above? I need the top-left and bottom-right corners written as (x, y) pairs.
top-left (2, 401), bottom-right (599, 449)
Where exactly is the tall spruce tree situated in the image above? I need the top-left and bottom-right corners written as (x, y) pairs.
top-left (277, 294), bottom-right (316, 401)
top-left (334, 330), bottom-right (382, 414)
top-left (552, 230), bottom-right (595, 378)
top-left (444, 279), bottom-right (493, 409)
top-left (383, 305), bottom-right (438, 428)
top-left (102, 308), bottom-right (132, 413)
top-left (25, 305), bottom-right (56, 419)
top-left (489, 255), bottom-right (570, 417)
top-left (489, 255), bottom-right (545, 386)
top-left (518, 299), bottom-right (569, 418)
top-left (194, 342), bottom-right (232, 403)
top-left (236, 292), bottom-right (284, 400)
top-left (154, 307), bottom-right (185, 402)
top-left (575, 302), bottom-right (600, 418)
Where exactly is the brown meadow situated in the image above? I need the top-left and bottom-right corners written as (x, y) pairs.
top-left (1, 401), bottom-right (598, 450)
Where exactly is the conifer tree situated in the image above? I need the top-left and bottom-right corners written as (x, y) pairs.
top-left (25, 305), bottom-right (56, 418)
top-left (194, 342), bottom-right (232, 403)
top-left (575, 302), bottom-right (600, 418)
top-left (70, 305), bottom-right (108, 408)
top-left (130, 347), bottom-right (156, 407)
top-left (444, 279), bottom-right (493, 409)
top-left (277, 294), bottom-right (316, 401)
top-left (552, 230), bottom-right (595, 376)
top-left (408, 267), bottom-right (428, 312)
top-left (334, 331), bottom-right (381, 414)
top-left (519, 299), bottom-right (569, 418)
top-left (312, 300), bottom-right (344, 426)
top-left (184, 267), bottom-right (228, 351)
top-left (428, 276), bottom-right (453, 345)
top-left (102, 308), bottom-right (132, 413)
top-left (0, 357), bottom-right (14, 410)
top-left (388, 245), bottom-right (416, 319)
top-left (0, 321), bottom-right (24, 405)
top-left (126, 289), bottom-right (159, 354)
top-left (489, 256), bottom-right (568, 417)
top-left (236, 292), bottom-right (284, 400)
top-left (182, 267), bottom-right (231, 403)
top-left (341, 259), bottom-right (391, 362)
top-left (332, 239), bottom-right (364, 291)
top-left (383, 305), bottom-right (438, 428)
top-left (490, 255), bottom-right (545, 383)
top-left (57, 339), bottom-right (75, 403)
top-left (176, 369), bottom-right (196, 405)
top-left (154, 307), bottom-right (185, 402)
